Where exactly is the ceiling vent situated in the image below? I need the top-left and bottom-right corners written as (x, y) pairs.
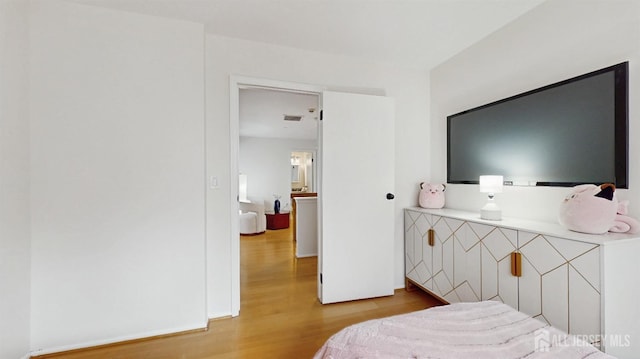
top-left (283, 115), bottom-right (303, 122)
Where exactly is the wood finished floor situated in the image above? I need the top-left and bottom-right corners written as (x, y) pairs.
top-left (35, 224), bottom-right (442, 358)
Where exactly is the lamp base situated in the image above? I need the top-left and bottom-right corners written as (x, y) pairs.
top-left (481, 202), bottom-right (502, 221)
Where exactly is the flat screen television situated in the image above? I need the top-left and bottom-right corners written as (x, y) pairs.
top-left (447, 62), bottom-right (629, 188)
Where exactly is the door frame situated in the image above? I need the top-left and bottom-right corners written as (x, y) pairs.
top-left (229, 75), bottom-right (324, 315)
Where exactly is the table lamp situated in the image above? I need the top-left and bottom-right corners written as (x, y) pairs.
top-left (479, 175), bottom-right (503, 220)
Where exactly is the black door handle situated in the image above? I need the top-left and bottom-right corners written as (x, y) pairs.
top-left (386, 193), bottom-right (395, 200)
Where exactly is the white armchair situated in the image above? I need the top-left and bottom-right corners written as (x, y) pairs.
top-left (239, 200), bottom-right (266, 235)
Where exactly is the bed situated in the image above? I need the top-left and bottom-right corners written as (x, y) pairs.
top-left (314, 301), bottom-right (615, 358)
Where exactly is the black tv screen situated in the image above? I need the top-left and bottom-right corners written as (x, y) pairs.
top-left (447, 62), bottom-right (628, 188)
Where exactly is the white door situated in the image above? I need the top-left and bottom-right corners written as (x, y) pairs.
top-left (319, 91), bottom-right (395, 304)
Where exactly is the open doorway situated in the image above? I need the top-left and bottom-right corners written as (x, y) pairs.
top-left (231, 77), bottom-right (396, 314)
top-left (233, 78), bottom-right (321, 315)
top-left (238, 89), bottom-right (319, 213)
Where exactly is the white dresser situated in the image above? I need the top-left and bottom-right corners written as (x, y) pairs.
top-left (404, 207), bottom-right (640, 358)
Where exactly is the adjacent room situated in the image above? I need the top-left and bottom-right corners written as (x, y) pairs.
top-left (1, 0), bottom-right (639, 358)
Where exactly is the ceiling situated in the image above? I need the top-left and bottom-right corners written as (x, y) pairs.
top-left (239, 89), bottom-right (319, 140)
top-left (69, 0), bottom-right (545, 140)
top-left (71, 0), bottom-right (545, 71)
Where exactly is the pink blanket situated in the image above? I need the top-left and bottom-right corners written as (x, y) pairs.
top-left (314, 301), bottom-right (615, 359)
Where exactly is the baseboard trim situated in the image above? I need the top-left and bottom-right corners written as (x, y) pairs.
top-left (29, 323), bottom-right (209, 358)
top-left (209, 314), bottom-right (232, 321)
top-left (239, 231), bottom-right (265, 236)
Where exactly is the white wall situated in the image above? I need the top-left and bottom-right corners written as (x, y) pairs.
top-left (29, 1), bottom-right (206, 353)
top-left (240, 136), bottom-right (317, 211)
top-left (206, 35), bottom-right (430, 317)
top-left (0, 0), bottom-right (31, 358)
top-left (431, 0), bottom-right (640, 222)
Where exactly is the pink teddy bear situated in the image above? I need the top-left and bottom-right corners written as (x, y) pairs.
top-left (418, 183), bottom-right (446, 209)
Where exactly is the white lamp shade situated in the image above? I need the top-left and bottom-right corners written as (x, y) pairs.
top-left (479, 175), bottom-right (504, 193)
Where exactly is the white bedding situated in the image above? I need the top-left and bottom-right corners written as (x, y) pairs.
top-left (314, 301), bottom-right (615, 359)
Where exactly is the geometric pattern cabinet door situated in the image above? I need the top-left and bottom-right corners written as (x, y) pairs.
top-left (431, 216), bottom-right (455, 300)
top-left (451, 221), bottom-right (485, 303)
top-left (480, 226), bottom-right (518, 310)
top-left (567, 244), bottom-right (601, 338)
top-left (518, 231), bottom-right (601, 339)
top-left (405, 210), bottom-right (436, 292)
top-left (404, 210), bottom-right (455, 300)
